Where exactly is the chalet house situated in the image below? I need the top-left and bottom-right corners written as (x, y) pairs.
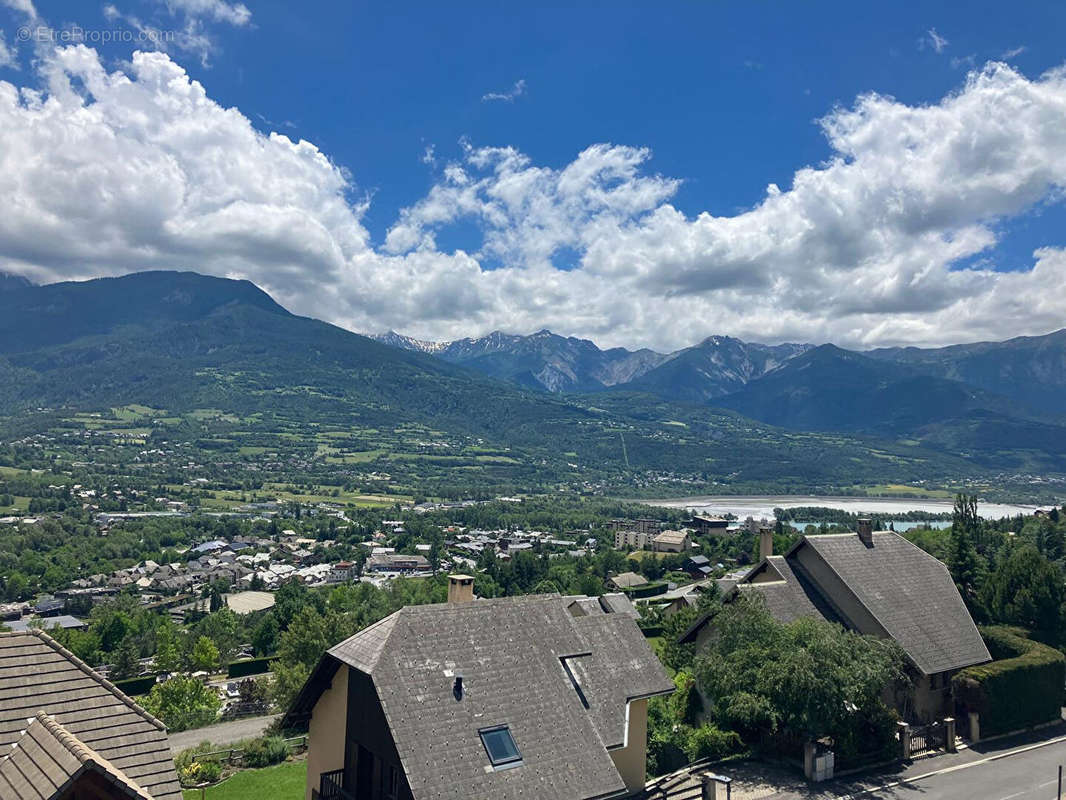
top-left (284, 578), bottom-right (674, 800)
top-left (366, 553), bottom-right (431, 573)
top-left (651, 530), bottom-right (690, 553)
top-left (689, 516), bottom-right (729, 536)
top-left (683, 555), bottom-right (712, 580)
top-left (680, 521), bottom-right (990, 722)
top-left (608, 571), bottom-right (648, 591)
top-left (0, 629), bottom-right (182, 799)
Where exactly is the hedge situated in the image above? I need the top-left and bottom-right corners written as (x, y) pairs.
top-left (622, 581), bottom-right (669, 599)
top-left (228, 656), bottom-right (274, 678)
top-left (952, 626), bottom-right (1065, 737)
top-left (113, 675), bottom-right (157, 696)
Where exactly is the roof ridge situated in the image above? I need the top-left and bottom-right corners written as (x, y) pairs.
top-left (28, 713), bottom-right (153, 799)
top-left (34, 712), bottom-right (95, 764)
top-left (25, 628), bottom-right (168, 732)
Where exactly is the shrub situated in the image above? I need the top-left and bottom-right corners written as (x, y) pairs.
top-left (242, 735), bottom-right (290, 768)
top-left (113, 674), bottom-right (157, 696)
top-left (228, 656), bottom-right (274, 678)
top-left (178, 758), bottom-right (222, 787)
top-left (175, 742), bottom-right (223, 787)
top-left (647, 721), bottom-right (742, 776)
top-left (623, 581), bottom-right (669, 599)
top-left (686, 724), bottom-right (743, 761)
top-left (952, 626), bottom-right (1066, 737)
top-left (647, 722), bottom-right (689, 777)
top-left (670, 671), bottom-right (704, 726)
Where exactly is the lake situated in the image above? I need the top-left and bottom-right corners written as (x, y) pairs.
top-left (643, 494), bottom-right (1039, 521)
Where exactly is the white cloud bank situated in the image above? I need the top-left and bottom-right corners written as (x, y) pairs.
top-left (1, 46), bottom-right (1066, 351)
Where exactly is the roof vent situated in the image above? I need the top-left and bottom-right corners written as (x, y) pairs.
top-left (857, 518), bottom-right (873, 547)
top-left (453, 674), bottom-right (464, 701)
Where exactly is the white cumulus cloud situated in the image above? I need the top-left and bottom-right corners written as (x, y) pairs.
top-left (1, 46), bottom-right (1066, 352)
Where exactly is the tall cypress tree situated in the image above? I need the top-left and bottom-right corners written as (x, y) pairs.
top-left (949, 494), bottom-right (987, 621)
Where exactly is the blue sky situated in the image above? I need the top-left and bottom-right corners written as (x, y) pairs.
top-left (0, 0), bottom-right (1065, 349)
top-left (126, 0), bottom-right (1063, 247)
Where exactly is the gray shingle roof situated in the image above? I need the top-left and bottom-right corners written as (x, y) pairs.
top-left (0, 713), bottom-right (152, 800)
top-left (596, 593), bottom-right (639, 618)
top-left (802, 532), bottom-right (990, 674)
top-left (681, 533), bottom-right (990, 676)
top-left (0, 630), bottom-right (181, 800)
top-left (609, 572), bottom-right (647, 589)
top-left (316, 595), bottom-right (673, 800)
top-left (565, 593), bottom-right (639, 619)
top-left (735, 556), bottom-right (842, 625)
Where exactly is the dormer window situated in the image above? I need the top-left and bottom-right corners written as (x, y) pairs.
top-left (479, 725), bottom-right (522, 768)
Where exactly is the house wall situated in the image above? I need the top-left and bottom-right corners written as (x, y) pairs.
top-left (690, 618), bottom-right (716, 652)
top-left (305, 664), bottom-right (349, 800)
top-left (912, 671), bottom-right (953, 723)
top-left (344, 667), bottom-right (413, 800)
top-left (609, 698), bottom-right (649, 794)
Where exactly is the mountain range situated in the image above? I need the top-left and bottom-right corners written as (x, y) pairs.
top-left (377, 326), bottom-right (1066, 413)
top-left (0, 270), bottom-right (1064, 488)
top-left (376, 323), bottom-right (1066, 470)
top-left (374, 329), bottom-right (811, 398)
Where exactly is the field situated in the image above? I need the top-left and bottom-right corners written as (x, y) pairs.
top-left (863, 483), bottom-right (954, 498)
top-left (1, 391), bottom-right (1058, 507)
top-left (181, 761), bottom-right (306, 800)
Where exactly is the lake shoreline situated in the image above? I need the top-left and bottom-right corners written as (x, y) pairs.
top-left (638, 494), bottom-right (1040, 520)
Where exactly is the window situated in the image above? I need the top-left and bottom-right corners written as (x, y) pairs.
top-left (479, 725), bottom-right (522, 767)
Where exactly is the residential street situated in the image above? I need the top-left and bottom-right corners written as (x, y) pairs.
top-left (844, 739), bottom-right (1066, 800)
top-left (648, 725), bottom-right (1066, 800)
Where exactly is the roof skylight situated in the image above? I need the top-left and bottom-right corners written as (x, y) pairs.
top-left (479, 725), bottom-right (522, 767)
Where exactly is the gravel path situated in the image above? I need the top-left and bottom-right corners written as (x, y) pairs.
top-left (169, 714), bottom-right (281, 755)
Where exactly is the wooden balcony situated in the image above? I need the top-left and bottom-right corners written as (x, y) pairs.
top-left (311, 768), bottom-right (356, 800)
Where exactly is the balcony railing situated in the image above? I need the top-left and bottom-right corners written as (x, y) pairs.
top-left (315, 768), bottom-right (356, 800)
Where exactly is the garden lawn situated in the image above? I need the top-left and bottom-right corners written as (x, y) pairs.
top-left (181, 761), bottom-right (306, 800)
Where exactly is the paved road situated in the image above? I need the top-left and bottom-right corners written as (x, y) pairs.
top-left (169, 714), bottom-right (280, 755)
top-left (845, 738), bottom-right (1066, 800)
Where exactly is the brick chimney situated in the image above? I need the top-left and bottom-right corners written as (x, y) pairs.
top-left (759, 526), bottom-right (773, 561)
top-left (447, 574), bottom-right (474, 604)
top-left (857, 518), bottom-right (874, 547)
